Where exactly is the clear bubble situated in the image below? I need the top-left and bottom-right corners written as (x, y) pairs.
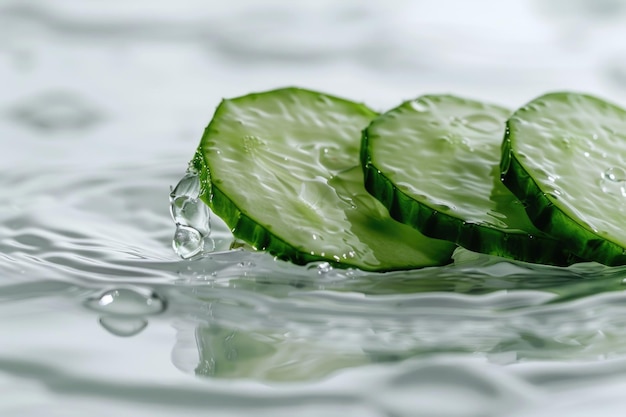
top-left (603, 167), bottom-right (626, 182)
top-left (600, 167), bottom-right (626, 197)
top-left (173, 224), bottom-right (204, 259)
top-left (85, 288), bottom-right (166, 316)
top-left (98, 316), bottom-right (148, 337)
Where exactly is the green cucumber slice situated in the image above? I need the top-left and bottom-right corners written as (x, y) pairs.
top-left (362, 94), bottom-right (578, 265)
top-left (502, 92), bottom-right (626, 266)
top-left (192, 87), bottom-right (455, 271)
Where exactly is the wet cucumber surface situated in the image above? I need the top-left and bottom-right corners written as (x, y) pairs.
top-left (192, 88), bottom-right (456, 271)
top-left (362, 94), bottom-right (578, 265)
top-left (502, 92), bottom-right (626, 266)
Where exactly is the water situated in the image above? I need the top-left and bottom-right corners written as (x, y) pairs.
top-left (3, 1), bottom-right (626, 416)
top-left (601, 167), bottom-right (626, 197)
top-left (170, 170), bottom-right (212, 258)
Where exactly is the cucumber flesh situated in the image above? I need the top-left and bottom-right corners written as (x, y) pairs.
top-left (192, 88), bottom-right (456, 271)
top-left (362, 94), bottom-right (579, 265)
top-left (502, 92), bottom-right (626, 266)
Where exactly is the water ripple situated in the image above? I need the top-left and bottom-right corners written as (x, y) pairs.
top-left (3, 154), bottom-right (626, 386)
top-left (3, 1), bottom-right (626, 415)
top-left (7, 90), bottom-right (102, 132)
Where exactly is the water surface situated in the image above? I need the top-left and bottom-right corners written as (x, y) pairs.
top-left (3, 1), bottom-right (626, 416)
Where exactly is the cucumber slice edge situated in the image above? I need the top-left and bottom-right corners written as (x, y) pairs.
top-left (501, 91), bottom-right (626, 266)
top-left (361, 94), bottom-right (580, 266)
top-left (193, 87), bottom-right (455, 272)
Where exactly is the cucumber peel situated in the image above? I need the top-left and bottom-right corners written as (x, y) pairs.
top-left (362, 94), bottom-right (579, 265)
top-left (502, 92), bottom-right (626, 266)
top-left (192, 87), bottom-right (456, 271)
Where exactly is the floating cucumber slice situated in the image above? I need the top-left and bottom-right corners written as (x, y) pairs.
top-left (362, 94), bottom-right (578, 265)
top-left (502, 92), bottom-right (626, 266)
top-left (192, 88), bottom-right (455, 271)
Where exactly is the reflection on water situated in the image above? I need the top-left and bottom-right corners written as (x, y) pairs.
top-left (166, 252), bottom-right (626, 381)
top-left (85, 287), bottom-right (166, 337)
top-left (4, 0), bottom-right (626, 416)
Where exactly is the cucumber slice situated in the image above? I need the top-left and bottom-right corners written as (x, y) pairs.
top-left (362, 94), bottom-right (578, 265)
top-left (192, 88), bottom-right (455, 271)
top-left (502, 92), bottom-right (626, 266)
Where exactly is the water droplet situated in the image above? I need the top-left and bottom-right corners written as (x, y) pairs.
top-left (410, 100), bottom-right (429, 112)
top-left (170, 172), bottom-right (201, 201)
top-left (603, 167), bottom-right (626, 182)
top-left (171, 196), bottom-right (210, 235)
top-left (170, 171), bottom-right (215, 257)
top-left (98, 316), bottom-right (148, 337)
top-left (317, 262), bottom-right (332, 274)
top-left (85, 288), bottom-right (165, 316)
top-left (173, 224), bottom-right (204, 258)
top-left (600, 167), bottom-right (626, 197)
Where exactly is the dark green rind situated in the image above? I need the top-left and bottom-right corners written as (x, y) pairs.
top-left (362, 142), bottom-right (580, 266)
top-left (192, 88), bottom-right (456, 272)
top-left (361, 96), bottom-right (580, 266)
top-left (501, 93), bottom-right (626, 266)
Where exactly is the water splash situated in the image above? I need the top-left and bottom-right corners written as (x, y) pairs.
top-left (171, 197), bottom-right (210, 235)
top-left (170, 171), bottom-right (213, 258)
top-left (170, 172), bottom-right (201, 200)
